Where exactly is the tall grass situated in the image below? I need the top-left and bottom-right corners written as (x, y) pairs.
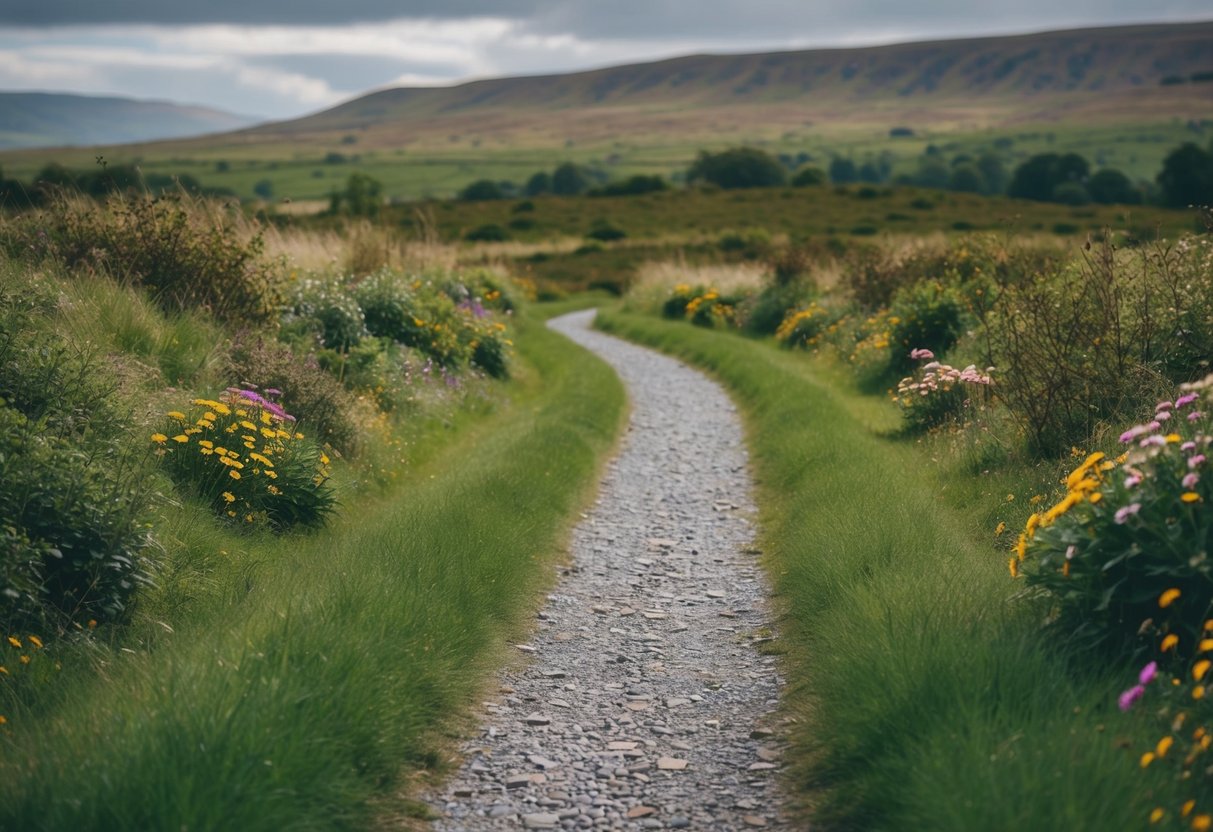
top-left (0, 310), bottom-right (625, 831)
top-left (597, 310), bottom-right (1170, 830)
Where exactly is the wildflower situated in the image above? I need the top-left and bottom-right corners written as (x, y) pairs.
top-left (1201, 639), bottom-right (1213, 652)
top-left (28, 635), bottom-right (42, 649)
top-left (1190, 411), bottom-right (1204, 423)
top-left (1161, 588), bottom-right (1183, 608)
top-left (1195, 660), bottom-right (1211, 681)
top-left (222, 492), bottom-right (236, 504)
top-left (151, 433), bottom-right (168, 444)
top-left (1140, 751), bottom-right (1155, 767)
top-left (1157, 736), bottom-right (1175, 757)
top-left (1185, 801), bottom-right (1197, 817)
top-left (1192, 455), bottom-right (1207, 468)
top-left (87, 619), bottom-right (96, 629)
top-left (0, 715), bottom-right (5, 724)
top-left (1195, 686), bottom-right (1207, 700)
top-left (1177, 393), bottom-right (1200, 408)
top-left (1115, 503), bottom-right (1142, 524)
top-left (167, 411), bottom-right (186, 420)
top-left (1184, 474), bottom-right (1201, 489)
top-left (6, 636), bottom-right (20, 648)
top-left (1125, 474), bottom-right (1142, 488)
top-left (19, 656), bottom-right (29, 665)
top-left (910, 348), bottom-right (935, 360)
top-left (172, 434), bottom-right (189, 443)
top-left (229, 470), bottom-right (241, 480)
top-left (1120, 684), bottom-right (1147, 711)
top-left (994, 522), bottom-right (1006, 536)
top-left (1196, 816), bottom-right (1213, 832)
top-left (1141, 661), bottom-right (1159, 684)
top-left (1182, 493), bottom-right (1202, 503)
top-left (1163, 635), bottom-right (1180, 652)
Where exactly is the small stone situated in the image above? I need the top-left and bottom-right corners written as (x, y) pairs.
top-left (705, 590), bottom-right (726, 599)
top-left (542, 669), bottom-right (568, 679)
top-left (756, 747), bottom-right (780, 762)
top-left (656, 756), bottom-right (688, 771)
top-left (525, 713), bottom-right (551, 726)
top-left (642, 611), bottom-right (667, 620)
top-left (748, 762), bottom-right (777, 771)
top-left (499, 685), bottom-right (515, 694)
top-left (506, 774), bottom-right (532, 789)
top-left (647, 538), bottom-right (678, 548)
top-left (742, 815), bottom-right (768, 827)
top-left (529, 755), bottom-right (560, 770)
top-left (515, 644), bottom-right (536, 653)
top-left (549, 698), bottom-right (572, 709)
top-left (619, 607), bottom-right (636, 616)
top-left (522, 812), bottom-right (560, 829)
top-left (668, 817), bottom-right (690, 828)
top-left (627, 806), bottom-right (657, 819)
top-left (608, 741), bottom-right (638, 750)
top-left (665, 697), bottom-right (691, 708)
top-left (625, 701), bottom-right (649, 711)
top-left (750, 728), bottom-right (774, 739)
top-left (719, 610), bottom-right (738, 618)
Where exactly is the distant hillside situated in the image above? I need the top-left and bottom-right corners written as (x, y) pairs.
top-left (250, 21), bottom-right (1213, 147)
top-left (0, 93), bottom-right (257, 150)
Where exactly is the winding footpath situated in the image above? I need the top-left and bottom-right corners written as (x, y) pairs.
top-left (429, 310), bottom-right (788, 830)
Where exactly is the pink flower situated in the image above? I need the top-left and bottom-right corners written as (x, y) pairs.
top-left (1183, 441), bottom-right (1198, 451)
top-left (1140, 661), bottom-right (1159, 685)
top-left (1114, 503), bottom-right (1142, 524)
top-left (1176, 393), bottom-right (1200, 408)
top-left (1124, 474), bottom-right (1142, 488)
top-left (1157, 401), bottom-right (1174, 412)
top-left (910, 348), bottom-right (935, 360)
top-left (1190, 411), bottom-right (1204, 422)
top-left (1183, 473), bottom-right (1200, 489)
top-left (1119, 684), bottom-right (1146, 712)
top-left (1192, 455), bottom-right (1207, 469)
top-left (1139, 435), bottom-right (1167, 448)
top-left (1156, 411), bottom-right (1172, 422)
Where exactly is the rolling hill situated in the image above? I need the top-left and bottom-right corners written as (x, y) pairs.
top-left (0, 92), bottom-right (257, 150)
top-left (0, 21), bottom-right (1210, 199)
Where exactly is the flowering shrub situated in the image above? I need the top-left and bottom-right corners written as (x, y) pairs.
top-left (283, 275), bottom-right (367, 350)
top-left (1017, 378), bottom-right (1212, 655)
top-left (775, 302), bottom-right (840, 349)
top-left (894, 350), bottom-right (994, 432)
top-left (662, 284), bottom-right (701, 319)
top-left (154, 389), bottom-right (335, 530)
top-left (684, 288), bottom-right (738, 328)
top-left (887, 281), bottom-right (966, 372)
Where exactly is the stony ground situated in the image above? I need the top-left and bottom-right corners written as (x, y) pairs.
top-left (428, 310), bottom-right (788, 830)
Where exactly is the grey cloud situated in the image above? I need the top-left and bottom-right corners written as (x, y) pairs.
top-left (248, 54), bottom-right (454, 92)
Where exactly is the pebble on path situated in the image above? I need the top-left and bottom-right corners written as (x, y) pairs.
top-left (428, 309), bottom-right (788, 830)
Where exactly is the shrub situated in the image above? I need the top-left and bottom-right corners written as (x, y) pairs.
top-left (586, 222), bottom-right (626, 242)
top-left (282, 274), bottom-right (367, 351)
top-left (894, 350), bottom-right (994, 432)
top-left (662, 284), bottom-right (700, 319)
top-left (684, 288), bottom-right (738, 328)
top-left (888, 281), bottom-right (966, 371)
top-left (5, 192), bottom-right (281, 325)
top-left (227, 334), bottom-right (361, 455)
top-left (153, 389), bottom-right (335, 531)
top-left (464, 224), bottom-right (509, 242)
top-left (1018, 383), bottom-right (1212, 658)
top-left (741, 280), bottom-right (816, 336)
top-left (687, 147), bottom-right (786, 189)
top-left (775, 303), bottom-right (839, 349)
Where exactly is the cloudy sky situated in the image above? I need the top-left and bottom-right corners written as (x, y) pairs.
top-left (1, 2), bottom-right (1209, 120)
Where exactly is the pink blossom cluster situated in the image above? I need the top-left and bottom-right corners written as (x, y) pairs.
top-left (897, 352), bottom-right (994, 400)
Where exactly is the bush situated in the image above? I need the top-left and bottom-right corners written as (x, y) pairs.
top-left (791, 167), bottom-right (826, 187)
top-left (894, 351), bottom-right (993, 432)
top-left (888, 281), bottom-right (966, 371)
top-left (662, 284), bottom-right (700, 319)
top-left (464, 224), bottom-right (509, 242)
top-left (774, 302), bottom-right (839, 348)
top-left (153, 390), bottom-right (335, 531)
top-left (1018, 383), bottom-right (1212, 657)
top-left (586, 222), bottom-right (626, 242)
top-left (458, 179), bottom-right (505, 201)
top-left (4, 192), bottom-right (280, 325)
top-left (227, 334), bottom-right (361, 455)
top-left (687, 147), bottom-right (786, 189)
top-left (741, 280), bottom-right (816, 336)
top-left (283, 275), bottom-right (367, 351)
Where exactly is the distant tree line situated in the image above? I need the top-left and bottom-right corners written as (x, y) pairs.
top-left (0, 162), bottom-right (234, 210)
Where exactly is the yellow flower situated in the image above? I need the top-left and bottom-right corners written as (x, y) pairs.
top-left (1151, 807), bottom-right (1165, 824)
top-left (199, 440), bottom-right (214, 449)
top-left (320, 453), bottom-right (330, 465)
top-left (1195, 815), bottom-right (1212, 832)
top-left (261, 427), bottom-right (277, 439)
top-left (1014, 534), bottom-right (1027, 562)
top-left (1089, 492), bottom-right (1103, 504)
top-left (1185, 801), bottom-right (1197, 817)
top-left (994, 522), bottom-right (1006, 536)
top-left (1194, 685), bottom-right (1206, 700)
top-left (167, 411), bottom-right (186, 420)
top-left (229, 470), bottom-right (241, 480)
top-left (1140, 751), bottom-right (1155, 768)
top-left (1166, 433), bottom-right (1181, 443)
top-left (222, 492), bottom-right (236, 503)
top-left (1201, 639), bottom-right (1213, 652)
top-left (1157, 736), bottom-right (1175, 757)
top-left (1025, 513), bottom-right (1041, 537)
top-left (1161, 588), bottom-right (1183, 608)
top-left (192, 398), bottom-right (221, 408)
top-left (184, 427), bottom-right (202, 435)
top-left (240, 420), bottom-right (256, 431)
top-left (6, 636), bottom-right (20, 648)
top-left (1008, 557), bottom-right (1019, 578)
top-left (1195, 660), bottom-right (1210, 681)
top-left (265, 470), bottom-right (278, 480)
top-left (28, 635), bottom-right (42, 649)
top-left (0, 715), bottom-right (6, 724)
top-left (172, 434), bottom-right (189, 443)
top-left (1163, 634), bottom-right (1180, 652)
top-left (1182, 492), bottom-right (1202, 503)
top-left (19, 655), bottom-right (29, 665)
top-left (0, 666), bottom-right (6, 674)
top-left (151, 433), bottom-right (168, 444)
top-left (249, 453), bottom-right (274, 468)
top-left (87, 619), bottom-right (96, 629)
top-left (214, 403), bottom-right (231, 416)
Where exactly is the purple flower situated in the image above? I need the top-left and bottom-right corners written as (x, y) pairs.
top-left (1183, 441), bottom-right (1198, 451)
top-left (1114, 503), bottom-right (1142, 524)
top-left (1139, 435), bottom-right (1167, 448)
top-left (1190, 411), bottom-right (1204, 422)
top-left (1139, 661), bottom-right (1158, 685)
top-left (1156, 411), bottom-right (1172, 422)
top-left (1177, 393), bottom-right (1200, 408)
top-left (1118, 684), bottom-right (1146, 712)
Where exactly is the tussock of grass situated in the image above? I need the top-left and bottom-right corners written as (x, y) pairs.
top-left (0, 312), bottom-right (625, 831)
top-left (597, 311), bottom-right (1167, 830)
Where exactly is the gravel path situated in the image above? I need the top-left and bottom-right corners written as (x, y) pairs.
top-left (428, 309), bottom-right (787, 830)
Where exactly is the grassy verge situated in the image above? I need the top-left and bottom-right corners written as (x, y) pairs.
top-left (0, 309), bottom-right (625, 831)
top-left (596, 310), bottom-right (1165, 830)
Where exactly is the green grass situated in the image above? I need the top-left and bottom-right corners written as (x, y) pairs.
top-left (0, 308), bottom-right (626, 831)
top-left (595, 311), bottom-right (1176, 830)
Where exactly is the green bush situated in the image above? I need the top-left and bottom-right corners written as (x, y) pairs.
top-left (894, 354), bottom-right (994, 432)
top-left (5, 192), bottom-right (281, 325)
top-left (774, 302), bottom-right (840, 348)
top-left (662, 284), bottom-right (700, 319)
top-left (888, 281), bottom-right (966, 371)
top-left (464, 224), bottom-right (509, 242)
top-left (154, 390), bottom-right (335, 531)
top-left (1019, 383), bottom-right (1212, 657)
top-left (283, 275), bottom-right (367, 350)
top-left (741, 280), bottom-right (817, 335)
top-left (227, 334), bottom-right (361, 455)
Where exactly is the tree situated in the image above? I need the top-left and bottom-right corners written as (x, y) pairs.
top-left (551, 162), bottom-right (589, 196)
top-left (915, 158), bottom-right (951, 190)
top-left (1156, 143), bottom-right (1213, 207)
top-left (948, 164), bottom-right (986, 194)
top-left (1050, 181), bottom-right (1090, 206)
top-left (330, 172), bottom-right (382, 217)
top-left (458, 179), bottom-right (505, 201)
top-left (1007, 153), bottom-right (1090, 202)
top-left (828, 158), bottom-right (857, 184)
top-left (976, 152), bottom-right (1007, 194)
top-left (687, 147), bottom-right (787, 189)
top-left (1086, 169), bottom-right (1140, 205)
top-left (253, 179), bottom-right (275, 200)
top-left (524, 171), bottom-right (551, 197)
